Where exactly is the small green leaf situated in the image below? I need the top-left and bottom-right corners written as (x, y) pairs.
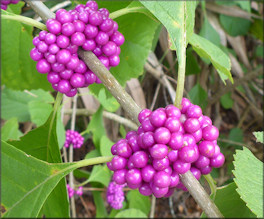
top-left (250, 18), bottom-right (263, 42)
top-left (119, 125), bottom-right (127, 138)
top-left (127, 190), bottom-right (151, 215)
top-left (1, 117), bottom-right (23, 141)
top-left (100, 135), bottom-right (114, 157)
top-left (115, 208), bottom-right (147, 218)
top-left (87, 165), bottom-right (111, 187)
top-left (85, 149), bottom-right (101, 159)
top-left (220, 15), bottom-right (251, 37)
top-left (253, 131), bottom-right (263, 144)
top-left (28, 101), bottom-right (53, 127)
top-left (188, 84), bottom-right (208, 110)
top-left (229, 128), bottom-right (243, 144)
top-left (220, 92), bottom-right (234, 109)
top-left (92, 191), bottom-right (108, 218)
top-left (56, 109), bottom-right (66, 149)
top-left (89, 84), bottom-right (120, 112)
top-left (201, 182), bottom-right (255, 218)
top-left (189, 33), bottom-right (233, 84)
top-left (233, 147), bottom-right (263, 217)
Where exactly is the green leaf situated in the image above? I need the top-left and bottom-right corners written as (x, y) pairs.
top-left (229, 128), bottom-right (243, 144)
top-left (1, 7), bottom-right (51, 91)
top-left (1, 141), bottom-right (74, 218)
top-left (115, 208), bottom-right (147, 218)
top-left (119, 125), bottom-right (127, 138)
top-left (233, 147), bottom-right (263, 217)
top-left (201, 182), bottom-right (256, 218)
top-left (220, 15), bottom-right (251, 37)
top-left (28, 101), bottom-right (53, 127)
top-left (92, 191), bottom-right (108, 218)
top-left (100, 135), bottom-right (114, 157)
top-left (86, 106), bottom-right (106, 148)
top-left (127, 190), bottom-right (151, 215)
top-left (1, 87), bottom-right (54, 122)
top-left (89, 84), bottom-right (120, 112)
top-left (85, 149), bottom-right (101, 159)
top-left (56, 109), bottom-right (66, 149)
top-left (87, 165), bottom-right (111, 187)
top-left (7, 111), bottom-right (69, 217)
top-left (1, 118), bottom-right (23, 141)
top-left (189, 33), bottom-right (233, 84)
top-left (110, 8), bottom-right (160, 85)
top-left (186, 47), bottom-right (201, 75)
top-left (6, 0), bottom-right (25, 14)
top-left (140, 1), bottom-right (196, 64)
top-left (188, 83), bottom-right (208, 110)
top-left (253, 131), bottom-right (263, 144)
top-left (220, 92), bottom-right (234, 109)
top-left (250, 18), bottom-right (263, 42)
top-left (199, 17), bottom-right (221, 47)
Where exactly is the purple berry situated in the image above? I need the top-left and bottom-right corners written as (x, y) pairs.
top-left (47, 72), bottom-right (60, 84)
top-left (45, 33), bottom-right (57, 44)
top-left (184, 118), bottom-right (200, 133)
top-left (95, 31), bottom-right (109, 45)
top-left (36, 59), bottom-right (51, 73)
top-left (56, 10), bottom-right (72, 24)
top-left (37, 41), bottom-right (48, 53)
top-left (165, 105), bottom-right (181, 118)
top-left (141, 118), bottom-right (155, 132)
top-left (194, 155), bottom-right (210, 169)
top-left (99, 18), bottom-right (114, 32)
top-left (164, 117), bottom-right (181, 132)
top-left (78, 11), bottom-right (89, 23)
top-left (200, 165), bottom-right (212, 175)
top-left (198, 141), bottom-right (215, 158)
top-left (182, 134), bottom-right (196, 147)
top-left (73, 20), bottom-right (85, 32)
top-left (139, 183), bottom-right (152, 196)
top-left (58, 79), bottom-right (71, 93)
top-left (168, 132), bottom-right (183, 150)
top-left (84, 71), bottom-right (97, 85)
top-left (152, 185), bottom-right (169, 198)
top-left (84, 24), bottom-right (98, 39)
top-left (71, 32), bottom-right (85, 46)
top-left (109, 55), bottom-right (120, 67)
top-left (98, 56), bottom-right (109, 68)
top-left (131, 151), bottom-right (148, 168)
top-left (170, 171), bottom-right (180, 187)
top-left (93, 46), bottom-right (103, 56)
top-left (138, 109), bottom-right (152, 123)
top-left (200, 115), bottom-right (212, 129)
top-left (66, 88), bottom-right (78, 97)
top-left (142, 131), bottom-right (155, 148)
top-left (110, 31), bottom-right (125, 46)
top-left (202, 125), bottom-right (219, 141)
top-left (210, 153), bottom-right (225, 168)
top-left (46, 19), bottom-right (62, 35)
top-left (89, 11), bottom-right (103, 26)
top-left (116, 141), bottom-right (132, 158)
top-left (181, 98), bottom-right (192, 113)
top-left (102, 41), bottom-right (117, 56)
top-left (192, 128), bottom-right (203, 143)
top-left (75, 60), bottom-right (87, 73)
top-left (111, 156), bottom-right (127, 170)
top-left (57, 35), bottom-right (70, 48)
top-left (56, 49), bottom-right (71, 64)
top-left (61, 22), bottom-right (76, 36)
top-left (153, 171), bottom-right (171, 188)
top-left (66, 56), bottom-right (80, 70)
top-left (190, 167), bottom-right (201, 180)
top-left (48, 43), bottom-right (60, 54)
top-left (152, 157), bottom-right (170, 171)
top-left (173, 160), bottom-right (191, 174)
top-left (168, 150), bottom-right (179, 163)
top-left (150, 109), bottom-right (167, 127)
top-left (141, 164), bottom-right (156, 182)
top-left (149, 144), bottom-right (168, 159)
top-left (70, 73), bottom-right (85, 88)
top-left (30, 48), bottom-right (43, 61)
top-left (82, 39), bottom-right (96, 51)
top-left (154, 127), bottom-right (171, 144)
top-left (126, 169), bottom-right (142, 185)
top-left (179, 145), bottom-right (199, 163)
top-left (127, 135), bottom-right (140, 152)
top-left (113, 169), bottom-right (127, 185)
top-left (186, 105), bottom-right (202, 118)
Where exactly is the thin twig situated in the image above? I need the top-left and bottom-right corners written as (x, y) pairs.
top-left (169, 197), bottom-right (176, 218)
top-left (61, 95), bottom-right (68, 163)
top-left (64, 108), bottom-right (138, 130)
top-left (150, 83), bottom-right (161, 111)
top-left (150, 195), bottom-right (156, 218)
top-left (69, 95), bottom-right (78, 218)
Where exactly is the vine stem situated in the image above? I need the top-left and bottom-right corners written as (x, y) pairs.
top-left (1, 14), bottom-right (47, 30)
top-left (25, 1), bottom-right (223, 218)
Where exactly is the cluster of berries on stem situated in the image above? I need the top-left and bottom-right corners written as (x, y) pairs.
top-left (106, 181), bottom-right (126, 210)
top-left (64, 130), bottom-right (84, 149)
top-left (1, 0), bottom-right (19, 10)
top-left (107, 98), bottom-right (225, 198)
top-left (30, 0), bottom-right (124, 97)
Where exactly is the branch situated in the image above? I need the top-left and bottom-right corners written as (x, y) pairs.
top-left (25, 1), bottom-right (223, 217)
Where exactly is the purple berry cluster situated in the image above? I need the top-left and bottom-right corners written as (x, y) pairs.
top-left (30, 0), bottom-right (124, 97)
top-left (1, 0), bottom-right (19, 10)
top-left (67, 184), bottom-right (83, 198)
top-left (106, 181), bottom-right (126, 209)
top-left (64, 130), bottom-right (84, 148)
top-left (107, 98), bottom-right (225, 198)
